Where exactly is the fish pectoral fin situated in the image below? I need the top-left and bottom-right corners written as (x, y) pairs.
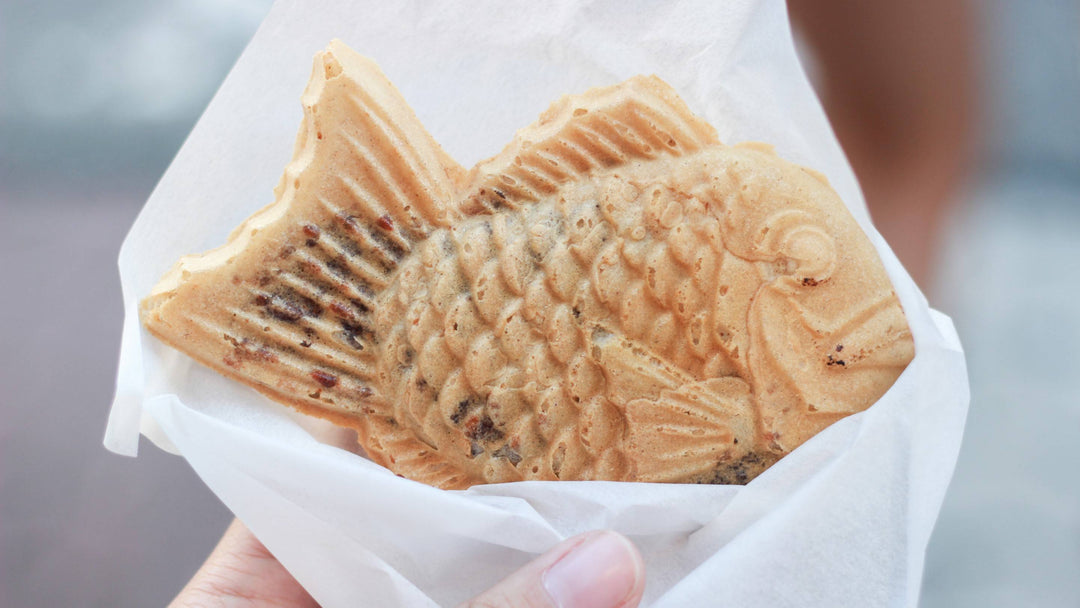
top-left (626, 377), bottom-right (759, 483)
top-left (459, 74), bottom-right (720, 214)
top-left (584, 324), bottom-right (760, 483)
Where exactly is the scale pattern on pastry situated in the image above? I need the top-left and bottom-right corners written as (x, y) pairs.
top-left (141, 40), bottom-right (914, 489)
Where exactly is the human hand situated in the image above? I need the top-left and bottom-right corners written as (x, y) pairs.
top-left (169, 519), bottom-right (318, 607)
top-left (460, 530), bottom-right (645, 608)
top-left (171, 519), bottom-right (646, 608)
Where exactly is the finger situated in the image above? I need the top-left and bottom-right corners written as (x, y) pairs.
top-left (170, 519), bottom-right (319, 608)
top-left (460, 530), bottom-right (645, 608)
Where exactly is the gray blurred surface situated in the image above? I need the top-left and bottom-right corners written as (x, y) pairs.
top-left (1, 0), bottom-right (1078, 607)
top-left (1, 2), bottom-right (272, 606)
top-left (0, 183), bottom-right (233, 607)
top-left (0, 0), bottom-right (273, 179)
top-left (920, 2), bottom-right (1080, 606)
top-left (922, 177), bottom-right (1080, 607)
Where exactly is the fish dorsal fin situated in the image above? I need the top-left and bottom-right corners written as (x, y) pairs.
top-left (141, 41), bottom-right (464, 427)
top-left (460, 75), bottom-right (719, 214)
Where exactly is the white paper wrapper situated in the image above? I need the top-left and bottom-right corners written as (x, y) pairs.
top-left (107, 0), bottom-right (970, 605)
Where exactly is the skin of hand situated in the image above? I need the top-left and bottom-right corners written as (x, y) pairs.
top-left (171, 519), bottom-right (646, 608)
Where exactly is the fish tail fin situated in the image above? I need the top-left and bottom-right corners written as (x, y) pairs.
top-left (461, 74), bottom-right (720, 214)
top-left (277, 40), bottom-right (468, 356)
top-left (141, 40), bottom-right (463, 426)
top-left (303, 40), bottom-right (466, 234)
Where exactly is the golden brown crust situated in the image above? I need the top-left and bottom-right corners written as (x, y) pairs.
top-left (142, 41), bottom-right (913, 489)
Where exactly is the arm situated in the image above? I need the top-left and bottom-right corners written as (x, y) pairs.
top-left (787, 0), bottom-right (978, 287)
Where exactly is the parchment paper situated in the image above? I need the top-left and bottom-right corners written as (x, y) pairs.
top-left (106, 1), bottom-right (970, 605)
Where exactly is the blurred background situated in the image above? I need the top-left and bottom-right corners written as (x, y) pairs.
top-left (1, 1), bottom-right (1077, 606)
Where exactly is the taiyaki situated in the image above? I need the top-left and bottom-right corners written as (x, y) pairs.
top-left (141, 40), bottom-right (914, 489)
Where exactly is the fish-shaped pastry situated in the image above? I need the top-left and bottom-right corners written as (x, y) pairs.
top-left (141, 40), bottom-right (914, 489)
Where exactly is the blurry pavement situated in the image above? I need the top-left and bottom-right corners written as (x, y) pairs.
top-left (0, 182), bottom-right (233, 607)
top-left (920, 2), bottom-right (1080, 606)
top-left (922, 177), bottom-right (1080, 607)
top-left (0, 2), bottom-right (272, 606)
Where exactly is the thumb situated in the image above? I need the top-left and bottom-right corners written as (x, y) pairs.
top-left (460, 530), bottom-right (645, 608)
